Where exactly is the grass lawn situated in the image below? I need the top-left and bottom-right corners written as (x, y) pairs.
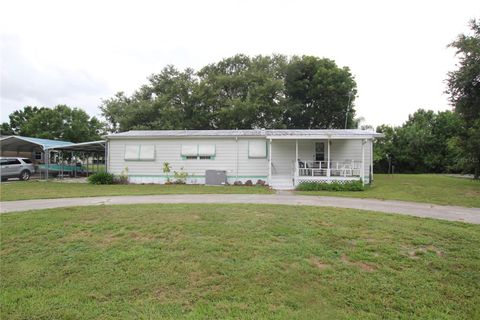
top-left (297, 174), bottom-right (480, 207)
top-left (1, 204), bottom-right (479, 319)
top-left (0, 180), bottom-right (273, 201)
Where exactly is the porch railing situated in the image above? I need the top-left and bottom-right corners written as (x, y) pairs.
top-left (295, 160), bottom-right (361, 178)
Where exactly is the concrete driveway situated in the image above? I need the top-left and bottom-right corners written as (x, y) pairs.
top-left (1, 194), bottom-right (479, 224)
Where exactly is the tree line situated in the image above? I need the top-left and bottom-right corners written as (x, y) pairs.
top-left (1, 20), bottom-right (478, 177)
top-left (375, 19), bottom-right (480, 178)
top-left (100, 55), bottom-right (358, 132)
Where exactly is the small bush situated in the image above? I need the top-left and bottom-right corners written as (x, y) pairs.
top-left (173, 167), bottom-right (188, 184)
top-left (88, 172), bottom-right (115, 185)
top-left (296, 180), bottom-right (364, 191)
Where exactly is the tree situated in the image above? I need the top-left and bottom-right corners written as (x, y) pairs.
top-left (197, 54), bottom-right (287, 129)
top-left (446, 19), bottom-right (480, 178)
top-left (4, 106), bottom-right (46, 135)
top-left (101, 66), bottom-right (209, 132)
top-left (374, 109), bottom-right (463, 173)
top-left (283, 56), bottom-right (357, 129)
top-left (100, 54), bottom-right (357, 132)
top-left (0, 123), bottom-right (14, 136)
top-left (2, 105), bottom-right (104, 143)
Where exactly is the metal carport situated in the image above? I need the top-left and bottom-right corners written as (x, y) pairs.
top-left (49, 141), bottom-right (107, 177)
top-left (0, 136), bottom-right (107, 179)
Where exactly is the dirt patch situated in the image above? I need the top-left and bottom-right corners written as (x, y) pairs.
top-left (99, 233), bottom-right (119, 246)
top-left (310, 257), bottom-right (331, 270)
top-left (129, 232), bottom-right (156, 242)
top-left (341, 254), bottom-right (377, 272)
top-left (408, 245), bottom-right (444, 259)
top-left (62, 230), bottom-right (93, 242)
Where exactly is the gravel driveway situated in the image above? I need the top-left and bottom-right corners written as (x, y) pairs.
top-left (1, 194), bottom-right (479, 224)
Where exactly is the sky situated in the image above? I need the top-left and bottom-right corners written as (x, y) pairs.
top-left (1, 0), bottom-right (479, 127)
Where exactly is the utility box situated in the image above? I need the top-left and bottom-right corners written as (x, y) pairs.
top-left (205, 170), bottom-right (227, 186)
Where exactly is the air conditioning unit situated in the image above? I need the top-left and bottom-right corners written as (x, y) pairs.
top-left (205, 170), bottom-right (227, 186)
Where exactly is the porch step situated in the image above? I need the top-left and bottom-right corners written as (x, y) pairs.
top-left (270, 176), bottom-right (294, 190)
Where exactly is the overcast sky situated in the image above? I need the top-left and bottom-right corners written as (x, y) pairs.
top-left (1, 0), bottom-right (479, 127)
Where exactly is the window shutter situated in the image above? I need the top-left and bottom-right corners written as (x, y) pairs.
top-left (198, 144), bottom-right (215, 156)
top-left (124, 145), bottom-right (140, 160)
top-left (248, 141), bottom-right (267, 158)
top-left (181, 145), bottom-right (198, 156)
top-left (139, 145), bottom-right (155, 160)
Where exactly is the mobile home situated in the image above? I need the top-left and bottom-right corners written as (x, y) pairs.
top-left (106, 129), bottom-right (382, 189)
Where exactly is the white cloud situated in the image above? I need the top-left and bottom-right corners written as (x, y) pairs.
top-left (1, 0), bottom-right (479, 126)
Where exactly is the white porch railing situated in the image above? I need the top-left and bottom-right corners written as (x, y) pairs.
top-left (295, 160), bottom-right (361, 178)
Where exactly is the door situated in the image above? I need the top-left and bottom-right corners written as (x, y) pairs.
top-left (315, 142), bottom-right (325, 161)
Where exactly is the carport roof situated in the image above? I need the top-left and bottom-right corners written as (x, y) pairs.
top-left (0, 135), bottom-right (72, 152)
top-left (51, 140), bottom-right (106, 153)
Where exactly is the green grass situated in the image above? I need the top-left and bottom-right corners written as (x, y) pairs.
top-left (1, 204), bottom-right (479, 319)
top-left (297, 174), bottom-right (480, 207)
top-left (0, 181), bottom-right (273, 201)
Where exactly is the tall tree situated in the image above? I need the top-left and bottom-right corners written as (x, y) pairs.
top-left (2, 105), bottom-right (104, 142)
top-left (197, 54), bottom-right (287, 129)
top-left (2, 106), bottom-right (46, 135)
top-left (374, 109), bottom-right (463, 173)
top-left (100, 54), bottom-right (357, 131)
top-left (446, 19), bottom-right (480, 178)
top-left (101, 66), bottom-right (208, 132)
top-left (283, 56), bottom-right (357, 129)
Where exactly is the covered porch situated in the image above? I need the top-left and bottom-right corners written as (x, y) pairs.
top-left (266, 132), bottom-right (377, 189)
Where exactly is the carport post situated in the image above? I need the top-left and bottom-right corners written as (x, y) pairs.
top-left (46, 150), bottom-right (49, 180)
top-left (105, 141), bottom-right (108, 173)
top-left (72, 152), bottom-right (76, 177)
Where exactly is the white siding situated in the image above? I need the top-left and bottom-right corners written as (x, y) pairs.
top-left (107, 137), bottom-right (373, 184)
top-left (108, 137), bottom-right (268, 184)
top-left (271, 140), bottom-right (295, 176)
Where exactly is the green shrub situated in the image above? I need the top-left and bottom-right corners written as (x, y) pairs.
top-left (296, 180), bottom-right (364, 191)
top-left (88, 172), bottom-right (115, 185)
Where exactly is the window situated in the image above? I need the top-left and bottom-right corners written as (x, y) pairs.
top-left (124, 145), bottom-right (155, 161)
top-left (22, 158), bottom-right (33, 164)
top-left (139, 145), bottom-right (155, 160)
top-left (182, 144), bottom-right (215, 160)
top-left (6, 159), bottom-right (21, 165)
top-left (34, 152), bottom-right (42, 160)
top-left (248, 140), bottom-right (267, 158)
top-left (315, 142), bottom-right (325, 161)
top-left (181, 145), bottom-right (197, 157)
top-left (198, 144), bottom-right (215, 157)
top-left (125, 145), bottom-right (140, 160)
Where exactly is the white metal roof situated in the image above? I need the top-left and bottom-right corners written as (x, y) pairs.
top-left (0, 135), bottom-right (72, 151)
top-left (107, 129), bottom-right (382, 139)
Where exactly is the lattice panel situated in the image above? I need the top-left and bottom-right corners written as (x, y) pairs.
top-left (296, 178), bottom-right (359, 184)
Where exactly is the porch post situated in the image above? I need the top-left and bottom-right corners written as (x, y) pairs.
top-left (268, 139), bottom-right (272, 185)
top-left (370, 139), bottom-right (374, 182)
top-left (295, 139), bottom-right (298, 185)
top-left (361, 139), bottom-right (365, 185)
top-left (327, 138), bottom-right (331, 177)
